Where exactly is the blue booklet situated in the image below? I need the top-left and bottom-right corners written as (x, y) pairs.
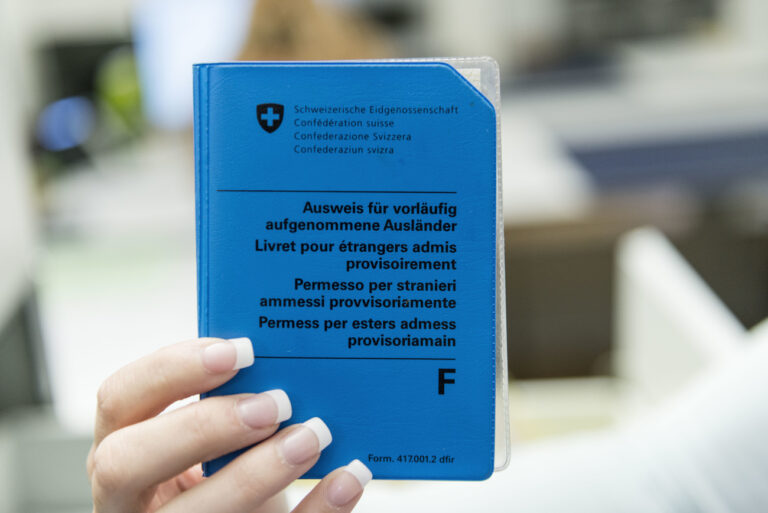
top-left (194, 60), bottom-right (507, 480)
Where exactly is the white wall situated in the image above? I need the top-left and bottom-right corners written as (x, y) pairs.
top-left (0, 0), bottom-right (37, 327)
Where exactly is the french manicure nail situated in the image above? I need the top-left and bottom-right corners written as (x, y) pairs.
top-left (202, 338), bottom-right (254, 373)
top-left (280, 417), bottom-right (332, 465)
top-left (237, 389), bottom-right (292, 428)
top-left (327, 460), bottom-right (372, 507)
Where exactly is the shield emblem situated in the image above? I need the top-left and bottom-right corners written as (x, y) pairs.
top-left (256, 103), bottom-right (284, 133)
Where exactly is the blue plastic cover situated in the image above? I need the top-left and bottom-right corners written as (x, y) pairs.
top-left (194, 61), bottom-right (498, 480)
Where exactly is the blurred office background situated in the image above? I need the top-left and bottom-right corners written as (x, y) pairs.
top-left (0, 0), bottom-right (767, 511)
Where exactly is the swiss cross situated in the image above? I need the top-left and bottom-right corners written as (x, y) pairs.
top-left (260, 107), bottom-right (280, 127)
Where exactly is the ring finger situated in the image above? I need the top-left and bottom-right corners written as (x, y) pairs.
top-left (157, 418), bottom-right (333, 513)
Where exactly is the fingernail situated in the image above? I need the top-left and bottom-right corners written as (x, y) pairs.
top-left (280, 417), bottom-right (332, 465)
top-left (327, 460), bottom-right (373, 507)
top-left (202, 338), bottom-right (253, 373)
top-left (237, 390), bottom-right (292, 428)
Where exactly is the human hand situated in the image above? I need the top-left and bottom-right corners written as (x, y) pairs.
top-left (87, 337), bottom-right (372, 513)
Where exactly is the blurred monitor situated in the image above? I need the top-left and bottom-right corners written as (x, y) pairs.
top-left (34, 39), bottom-right (131, 170)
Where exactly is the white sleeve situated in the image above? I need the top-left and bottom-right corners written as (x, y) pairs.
top-left (631, 327), bottom-right (768, 513)
top-left (356, 327), bottom-right (768, 513)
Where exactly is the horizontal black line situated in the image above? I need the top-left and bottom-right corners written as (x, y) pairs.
top-left (253, 356), bottom-right (455, 361)
top-left (217, 189), bottom-right (456, 194)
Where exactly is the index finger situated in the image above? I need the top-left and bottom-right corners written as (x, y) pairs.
top-left (93, 337), bottom-right (253, 445)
